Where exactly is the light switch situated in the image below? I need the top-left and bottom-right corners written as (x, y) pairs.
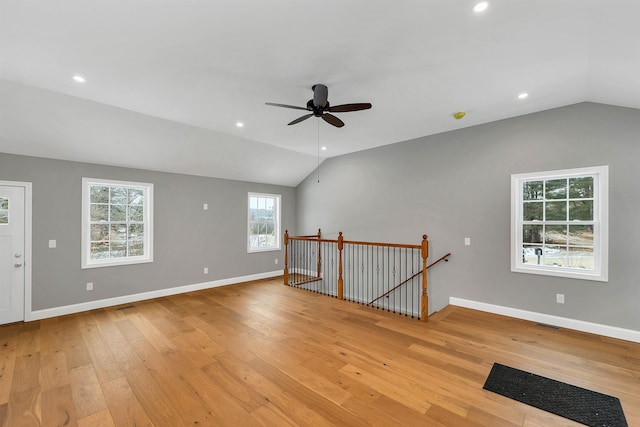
top-left (203, 203), bottom-right (208, 210)
top-left (464, 238), bottom-right (471, 246)
top-left (49, 240), bottom-right (57, 248)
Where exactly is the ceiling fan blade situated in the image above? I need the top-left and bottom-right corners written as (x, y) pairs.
top-left (321, 113), bottom-right (345, 128)
top-left (266, 102), bottom-right (310, 111)
top-left (328, 103), bottom-right (372, 113)
top-left (288, 113), bottom-right (314, 126)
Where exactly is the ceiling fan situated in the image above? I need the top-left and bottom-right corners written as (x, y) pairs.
top-left (266, 84), bottom-right (372, 128)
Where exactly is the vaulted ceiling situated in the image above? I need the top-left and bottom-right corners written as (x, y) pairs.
top-left (1, 1), bottom-right (639, 186)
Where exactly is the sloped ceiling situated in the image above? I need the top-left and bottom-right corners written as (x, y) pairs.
top-left (1, 0), bottom-right (639, 186)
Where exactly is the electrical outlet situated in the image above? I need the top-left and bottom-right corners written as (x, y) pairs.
top-left (204, 267), bottom-right (209, 274)
top-left (49, 239), bottom-right (57, 248)
top-left (86, 282), bottom-right (93, 291)
top-left (203, 203), bottom-right (208, 210)
top-left (275, 258), bottom-right (278, 265)
top-left (464, 237), bottom-right (471, 246)
top-left (556, 293), bottom-right (565, 304)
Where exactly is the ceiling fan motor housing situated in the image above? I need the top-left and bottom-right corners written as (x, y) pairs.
top-left (311, 84), bottom-right (329, 108)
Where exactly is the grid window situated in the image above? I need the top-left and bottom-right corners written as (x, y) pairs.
top-left (511, 166), bottom-right (608, 281)
top-left (82, 178), bottom-right (153, 268)
top-left (248, 193), bottom-right (280, 252)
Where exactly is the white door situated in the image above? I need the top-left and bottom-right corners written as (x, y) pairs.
top-left (0, 185), bottom-right (25, 324)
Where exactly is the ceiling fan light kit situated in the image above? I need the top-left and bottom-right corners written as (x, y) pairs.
top-left (266, 84), bottom-right (372, 128)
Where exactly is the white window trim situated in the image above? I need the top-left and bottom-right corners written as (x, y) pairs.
top-left (81, 177), bottom-right (154, 269)
top-left (247, 192), bottom-right (281, 253)
top-left (510, 165), bottom-right (608, 282)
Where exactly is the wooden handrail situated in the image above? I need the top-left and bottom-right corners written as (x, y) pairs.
top-left (368, 252), bottom-right (451, 306)
top-left (427, 252), bottom-right (451, 269)
top-left (288, 235), bottom-right (420, 250)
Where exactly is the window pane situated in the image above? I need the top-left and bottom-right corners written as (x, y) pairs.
top-left (545, 225), bottom-right (567, 245)
top-left (545, 201), bottom-right (566, 220)
top-left (110, 224), bottom-right (127, 241)
top-left (90, 204), bottom-right (108, 221)
top-left (90, 186), bottom-right (109, 203)
top-left (129, 205), bottom-right (144, 222)
top-left (110, 241), bottom-right (127, 258)
top-left (545, 179), bottom-right (567, 199)
top-left (543, 246), bottom-right (567, 267)
top-left (0, 197), bottom-right (8, 209)
top-left (523, 202), bottom-right (543, 221)
top-left (91, 224), bottom-right (109, 241)
top-left (523, 225), bottom-right (543, 243)
top-left (569, 200), bottom-right (593, 221)
top-left (523, 181), bottom-right (543, 200)
top-left (90, 242), bottom-right (110, 259)
top-left (110, 187), bottom-right (128, 205)
top-left (128, 188), bottom-right (144, 205)
top-left (568, 225), bottom-right (593, 246)
top-left (569, 177), bottom-right (593, 199)
top-left (128, 240), bottom-right (144, 256)
top-left (128, 224), bottom-right (144, 239)
top-left (567, 247), bottom-right (594, 269)
top-left (110, 205), bottom-right (126, 221)
top-left (0, 211), bottom-right (7, 224)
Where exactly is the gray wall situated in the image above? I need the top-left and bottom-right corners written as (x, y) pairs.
top-left (0, 153), bottom-right (295, 311)
top-left (296, 102), bottom-right (640, 331)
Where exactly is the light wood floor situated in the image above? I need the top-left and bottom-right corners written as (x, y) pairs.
top-left (1, 277), bottom-right (639, 426)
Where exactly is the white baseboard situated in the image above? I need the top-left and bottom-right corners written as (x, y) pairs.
top-left (27, 270), bottom-right (282, 321)
top-left (449, 297), bottom-right (640, 344)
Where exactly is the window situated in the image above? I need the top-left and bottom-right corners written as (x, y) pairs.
top-left (0, 197), bottom-right (8, 224)
top-left (511, 166), bottom-right (608, 281)
top-left (82, 178), bottom-right (153, 268)
top-left (248, 193), bottom-right (280, 252)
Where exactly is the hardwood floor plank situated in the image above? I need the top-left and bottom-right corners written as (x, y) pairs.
top-left (6, 386), bottom-right (40, 427)
top-left (39, 350), bottom-right (70, 392)
top-left (41, 384), bottom-right (78, 427)
top-left (213, 352), bottom-right (335, 427)
top-left (100, 376), bottom-right (153, 427)
top-left (77, 408), bottom-right (116, 427)
top-left (68, 364), bottom-right (108, 419)
top-left (250, 402), bottom-right (299, 427)
top-left (0, 403), bottom-right (7, 427)
top-left (76, 313), bottom-right (123, 381)
top-left (11, 353), bottom-right (40, 394)
top-left (0, 336), bottom-right (18, 405)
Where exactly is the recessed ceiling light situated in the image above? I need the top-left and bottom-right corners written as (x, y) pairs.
top-left (321, 146), bottom-right (327, 151)
top-left (73, 75), bottom-right (86, 83)
top-left (236, 122), bottom-right (244, 128)
top-left (473, 2), bottom-right (489, 12)
top-left (518, 92), bottom-right (529, 100)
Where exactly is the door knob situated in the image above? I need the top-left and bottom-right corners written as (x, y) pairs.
top-left (15, 253), bottom-right (22, 258)
top-left (14, 263), bottom-right (22, 268)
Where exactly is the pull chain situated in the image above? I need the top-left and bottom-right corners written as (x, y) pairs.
top-left (317, 118), bottom-right (320, 183)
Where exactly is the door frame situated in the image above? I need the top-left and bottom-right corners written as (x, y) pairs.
top-left (0, 180), bottom-right (32, 322)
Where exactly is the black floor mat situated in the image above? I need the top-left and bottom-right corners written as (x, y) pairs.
top-left (483, 363), bottom-right (627, 427)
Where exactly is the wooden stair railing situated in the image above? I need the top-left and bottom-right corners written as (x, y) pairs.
top-left (283, 230), bottom-right (451, 322)
top-left (368, 252), bottom-right (451, 306)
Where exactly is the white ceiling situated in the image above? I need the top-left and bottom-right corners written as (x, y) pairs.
top-left (1, 0), bottom-right (640, 186)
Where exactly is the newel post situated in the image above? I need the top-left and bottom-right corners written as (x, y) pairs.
top-left (420, 234), bottom-right (429, 322)
top-left (337, 231), bottom-right (344, 300)
top-left (283, 230), bottom-right (289, 286)
top-left (317, 228), bottom-right (322, 279)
